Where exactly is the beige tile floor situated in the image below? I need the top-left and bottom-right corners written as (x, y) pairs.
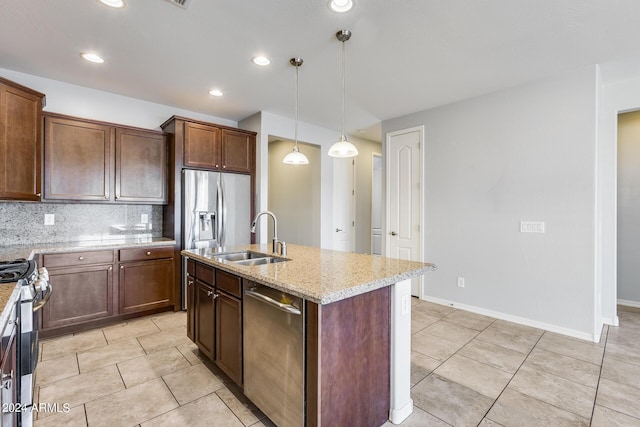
top-left (33, 302), bottom-right (640, 426)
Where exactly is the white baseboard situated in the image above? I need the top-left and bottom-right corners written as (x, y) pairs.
top-left (419, 295), bottom-right (597, 342)
top-left (618, 299), bottom-right (640, 309)
top-left (602, 316), bottom-right (619, 327)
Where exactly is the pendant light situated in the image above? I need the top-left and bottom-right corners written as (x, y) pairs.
top-left (328, 30), bottom-right (359, 158)
top-left (283, 58), bottom-right (309, 165)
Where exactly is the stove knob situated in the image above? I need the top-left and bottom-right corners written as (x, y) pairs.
top-left (38, 267), bottom-right (50, 281)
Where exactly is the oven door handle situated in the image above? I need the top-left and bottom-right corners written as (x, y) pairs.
top-left (33, 284), bottom-right (53, 313)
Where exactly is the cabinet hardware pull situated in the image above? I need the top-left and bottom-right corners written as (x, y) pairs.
top-left (120, 265), bottom-right (124, 269)
top-left (36, 193), bottom-right (41, 197)
top-left (213, 293), bottom-right (219, 299)
top-left (207, 290), bottom-right (213, 297)
top-left (78, 256), bottom-right (84, 261)
top-left (146, 251), bottom-right (151, 255)
top-left (188, 280), bottom-right (194, 286)
top-left (215, 164), bottom-right (219, 168)
top-left (109, 266), bottom-right (112, 271)
top-left (222, 165), bottom-right (226, 169)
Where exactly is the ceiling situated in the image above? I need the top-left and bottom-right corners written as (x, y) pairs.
top-left (2, 1), bottom-right (640, 142)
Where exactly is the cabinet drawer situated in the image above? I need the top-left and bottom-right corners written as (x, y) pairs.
top-left (195, 262), bottom-right (214, 285)
top-left (216, 269), bottom-right (242, 299)
top-left (119, 246), bottom-right (174, 262)
top-left (43, 250), bottom-right (114, 268)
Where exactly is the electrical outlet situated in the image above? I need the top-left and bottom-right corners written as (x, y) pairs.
top-left (44, 214), bottom-right (55, 226)
top-left (141, 214), bottom-right (149, 224)
top-left (457, 276), bottom-right (465, 288)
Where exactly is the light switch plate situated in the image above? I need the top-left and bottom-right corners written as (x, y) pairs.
top-left (520, 221), bottom-right (545, 233)
top-left (44, 214), bottom-right (55, 226)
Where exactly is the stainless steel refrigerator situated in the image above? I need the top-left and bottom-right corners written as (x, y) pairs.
top-left (181, 169), bottom-right (251, 308)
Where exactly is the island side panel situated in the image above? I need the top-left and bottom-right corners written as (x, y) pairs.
top-left (308, 286), bottom-right (391, 427)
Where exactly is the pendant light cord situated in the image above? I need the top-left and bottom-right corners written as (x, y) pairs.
top-left (341, 38), bottom-right (346, 141)
top-left (294, 63), bottom-right (299, 150)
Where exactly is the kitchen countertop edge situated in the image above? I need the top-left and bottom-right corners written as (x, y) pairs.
top-left (183, 246), bottom-right (435, 305)
top-left (1, 237), bottom-right (176, 261)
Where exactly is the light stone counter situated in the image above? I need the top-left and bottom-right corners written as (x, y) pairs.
top-left (182, 243), bottom-right (435, 305)
top-left (0, 237), bottom-right (176, 261)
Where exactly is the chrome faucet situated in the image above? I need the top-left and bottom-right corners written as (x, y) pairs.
top-left (250, 211), bottom-right (286, 256)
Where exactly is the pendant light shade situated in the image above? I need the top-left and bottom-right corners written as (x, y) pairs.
top-left (283, 58), bottom-right (309, 165)
top-left (328, 30), bottom-right (358, 158)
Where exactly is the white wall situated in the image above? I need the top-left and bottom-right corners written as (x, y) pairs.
top-left (353, 138), bottom-right (383, 254)
top-left (383, 66), bottom-right (599, 340)
top-left (0, 67), bottom-right (236, 130)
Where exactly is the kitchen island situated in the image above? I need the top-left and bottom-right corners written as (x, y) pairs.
top-left (183, 244), bottom-right (434, 426)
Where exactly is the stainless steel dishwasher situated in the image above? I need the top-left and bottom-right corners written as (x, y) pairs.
top-left (243, 282), bottom-right (304, 427)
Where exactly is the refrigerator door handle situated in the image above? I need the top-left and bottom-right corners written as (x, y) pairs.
top-left (220, 175), bottom-right (227, 246)
top-left (217, 178), bottom-right (224, 247)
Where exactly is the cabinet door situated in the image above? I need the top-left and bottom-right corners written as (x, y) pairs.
top-left (215, 291), bottom-right (242, 386)
top-left (195, 280), bottom-right (215, 359)
top-left (184, 122), bottom-right (220, 170)
top-left (186, 272), bottom-right (195, 341)
top-left (0, 80), bottom-right (43, 201)
top-left (221, 129), bottom-right (253, 173)
top-left (42, 264), bottom-right (114, 329)
top-left (119, 258), bottom-right (173, 314)
top-left (115, 128), bottom-right (168, 204)
top-left (44, 116), bottom-right (113, 201)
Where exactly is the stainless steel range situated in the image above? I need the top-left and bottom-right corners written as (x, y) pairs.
top-left (0, 259), bottom-right (52, 427)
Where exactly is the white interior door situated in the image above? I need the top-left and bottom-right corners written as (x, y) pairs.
top-left (333, 158), bottom-right (355, 252)
top-left (387, 127), bottom-right (423, 297)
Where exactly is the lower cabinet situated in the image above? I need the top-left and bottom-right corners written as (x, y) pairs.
top-left (42, 264), bottom-right (114, 329)
top-left (186, 258), bottom-right (243, 387)
top-left (40, 246), bottom-right (174, 336)
top-left (195, 279), bottom-right (215, 360)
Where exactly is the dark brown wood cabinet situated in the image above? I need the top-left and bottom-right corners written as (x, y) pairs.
top-left (40, 246), bottom-right (174, 337)
top-left (221, 129), bottom-right (253, 173)
top-left (42, 256), bottom-right (115, 329)
top-left (215, 289), bottom-right (242, 385)
top-left (186, 259), bottom-right (243, 386)
top-left (195, 279), bottom-right (215, 360)
top-left (44, 115), bottom-right (113, 201)
top-left (43, 113), bottom-right (168, 204)
top-left (184, 122), bottom-right (220, 170)
top-left (115, 128), bottom-right (168, 203)
top-left (0, 77), bottom-right (45, 201)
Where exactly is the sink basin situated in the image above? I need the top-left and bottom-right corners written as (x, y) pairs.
top-left (213, 251), bottom-right (289, 266)
top-left (232, 257), bottom-right (288, 266)
top-left (213, 251), bottom-right (268, 262)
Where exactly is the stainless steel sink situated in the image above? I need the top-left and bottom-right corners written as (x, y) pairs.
top-left (232, 257), bottom-right (288, 266)
top-left (213, 251), bottom-right (289, 266)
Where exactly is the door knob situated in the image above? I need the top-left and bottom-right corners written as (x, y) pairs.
top-left (390, 231), bottom-right (397, 236)
top-left (336, 228), bottom-right (343, 232)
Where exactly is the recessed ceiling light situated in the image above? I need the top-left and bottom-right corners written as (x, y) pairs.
top-left (329, 0), bottom-right (353, 13)
top-left (209, 89), bottom-right (223, 97)
top-left (252, 56), bottom-right (271, 66)
top-left (80, 53), bottom-right (105, 63)
top-left (99, 0), bottom-right (126, 8)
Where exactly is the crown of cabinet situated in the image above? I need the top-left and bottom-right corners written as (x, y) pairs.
top-left (161, 116), bottom-right (256, 174)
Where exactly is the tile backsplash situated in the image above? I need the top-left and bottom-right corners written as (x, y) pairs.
top-left (0, 202), bottom-right (163, 245)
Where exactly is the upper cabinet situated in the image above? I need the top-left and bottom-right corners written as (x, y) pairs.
top-left (164, 116), bottom-right (255, 174)
top-left (43, 113), bottom-right (168, 204)
top-left (44, 115), bottom-right (113, 202)
top-left (115, 128), bottom-right (168, 203)
top-left (0, 77), bottom-right (45, 201)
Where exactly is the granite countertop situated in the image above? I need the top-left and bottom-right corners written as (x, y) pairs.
top-left (182, 244), bottom-right (435, 304)
top-left (0, 237), bottom-right (176, 261)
